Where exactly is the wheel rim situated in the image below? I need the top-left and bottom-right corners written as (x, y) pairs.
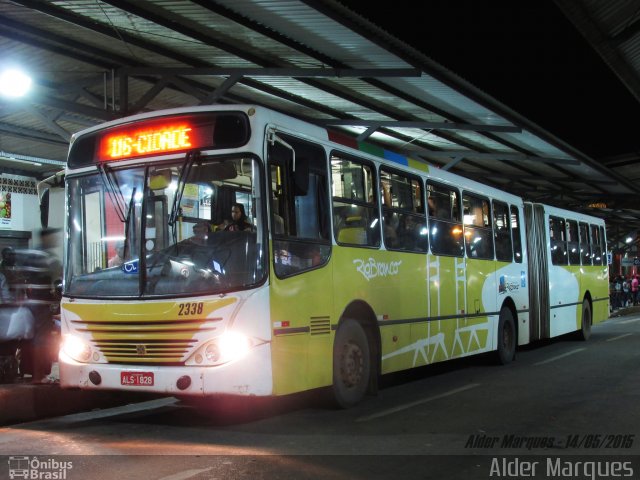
top-left (340, 341), bottom-right (364, 388)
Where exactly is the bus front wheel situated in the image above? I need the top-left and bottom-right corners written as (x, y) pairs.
top-left (496, 307), bottom-right (516, 365)
top-left (332, 319), bottom-right (370, 408)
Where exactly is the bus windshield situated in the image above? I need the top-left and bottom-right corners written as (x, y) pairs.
top-left (65, 155), bottom-right (266, 298)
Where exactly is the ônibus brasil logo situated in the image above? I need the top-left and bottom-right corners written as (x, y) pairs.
top-left (8, 456), bottom-right (73, 479)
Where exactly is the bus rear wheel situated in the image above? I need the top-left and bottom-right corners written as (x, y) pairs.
top-left (496, 307), bottom-right (516, 365)
top-left (332, 319), bottom-right (370, 408)
top-left (576, 299), bottom-right (592, 341)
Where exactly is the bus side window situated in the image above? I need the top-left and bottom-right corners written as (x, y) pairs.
top-left (579, 222), bottom-right (591, 265)
top-left (462, 193), bottom-right (494, 260)
top-left (566, 220), bottom-right (580, 265)
top-left (267, 133), bottom-right (331, 277)
top-left (591, 224), bottom-right (603, 265)
top-left (493, 201), bottom-right (512, 262)
top-left (510, 205), bottom-right (523, 263)
top-left (331, 153), bottom-right (380, 248)
top-left (549, 216), bottom-right (568, 265)
top-left (599, 225), bottom-right (606, 266)
top-left (427, 182), bottom-right (463, 257)
top-left (380, 168), bottom-right (427, 253)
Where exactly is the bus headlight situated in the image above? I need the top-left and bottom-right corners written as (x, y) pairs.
top-left (61, 334), bottom-right (92, 363)
top-left (187, 332), bottom-right (253, 366)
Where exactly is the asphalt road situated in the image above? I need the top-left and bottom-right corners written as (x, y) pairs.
top-left (1, 313), bottom-right (639, 479)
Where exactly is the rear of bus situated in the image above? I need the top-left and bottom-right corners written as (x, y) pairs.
top-left (525, 203), bottom-right (608, 341)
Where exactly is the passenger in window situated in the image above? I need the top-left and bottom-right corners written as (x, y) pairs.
top-left (185, 221), bottom-right (210, 245)
top-left (223, 203), bottom-right (253, 232)
top-left (108, 242), bottom-right (126, 267)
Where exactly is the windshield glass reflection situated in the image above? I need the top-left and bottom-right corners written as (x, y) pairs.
top-left (66, 156), bottom-right (265, 297)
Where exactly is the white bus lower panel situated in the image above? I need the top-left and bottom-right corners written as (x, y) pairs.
top-left (59, 342), bottom-right (273, 396)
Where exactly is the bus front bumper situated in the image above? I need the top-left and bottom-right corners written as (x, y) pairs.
top-left (58, 342), bottom-right (273, 397)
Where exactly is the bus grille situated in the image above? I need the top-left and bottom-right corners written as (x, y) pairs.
top-left (72, 319), bottom-right (216, 365)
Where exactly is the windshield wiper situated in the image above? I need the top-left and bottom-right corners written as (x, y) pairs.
top-left (97, 164), bottom-right (127, 222)
top-left (168, 150), bottom-right (199, 245)
top-left (169, 150), bottom-right (199, 226)
top-left (122, 186), bottom-right (137, 262)
top-left (143, 151), bottom-right (199, 294)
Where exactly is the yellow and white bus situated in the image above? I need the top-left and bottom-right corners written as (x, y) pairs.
top-left (59, 105), bottom-right (609, 407)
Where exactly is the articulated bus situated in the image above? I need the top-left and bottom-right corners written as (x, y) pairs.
top-left (59, 105), bottom-right (609, 407)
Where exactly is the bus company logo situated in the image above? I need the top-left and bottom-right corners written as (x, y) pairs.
top-left (498, 276), bottom-right (520, 294)
top-left (8, 456), bottom-right (73, 479)
top-left (353, 258), bottom-right (402, 281)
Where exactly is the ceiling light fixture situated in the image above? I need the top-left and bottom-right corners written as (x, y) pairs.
top-left (0, 68), bottom-right (32, 98)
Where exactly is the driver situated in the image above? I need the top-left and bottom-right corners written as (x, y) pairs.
top-left (222, 203), bottom-right (253, 232)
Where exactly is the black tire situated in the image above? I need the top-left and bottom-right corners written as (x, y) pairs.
top-left (496, 307), bottom-right (516, 365)
top-left (332, 319), bottom-right (371, 408)
top-left (576, 299), bottom-right (592, 341)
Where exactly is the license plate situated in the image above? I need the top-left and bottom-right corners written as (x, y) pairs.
top-left (120, 371), bottom-right (154, 386)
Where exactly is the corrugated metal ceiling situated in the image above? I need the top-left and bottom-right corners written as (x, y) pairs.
top-left (0, 0), bottom-right (639, 240)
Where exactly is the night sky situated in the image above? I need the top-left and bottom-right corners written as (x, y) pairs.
top-left (341, 1), bottom-right (640, 160)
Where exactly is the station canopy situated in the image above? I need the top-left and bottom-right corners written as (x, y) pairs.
top-left (1, 0), bottom-right (639, 245)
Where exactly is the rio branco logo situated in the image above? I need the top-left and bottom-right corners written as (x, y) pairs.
top-left (8, 456), bottom-right (73, 479)
top-left (353, 258), bottom-right (402, 281)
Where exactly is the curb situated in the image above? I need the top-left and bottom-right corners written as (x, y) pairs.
top-left (0, 384), bottom-right (158, 426)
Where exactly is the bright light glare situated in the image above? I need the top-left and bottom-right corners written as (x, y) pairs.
top-left (626, 237), bottom-right (633, 244)
top-left (101, 236), bottom-right (126, 242)
top-left (0, 69), bottom-right (32, 97)
top-left (62, 335), bottom-right (91, 362)
top-left (219, 332), bottom-right (250, 362)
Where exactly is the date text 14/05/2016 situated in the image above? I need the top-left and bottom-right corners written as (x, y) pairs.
top-left (465, 434), bottom-right (635, 450)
